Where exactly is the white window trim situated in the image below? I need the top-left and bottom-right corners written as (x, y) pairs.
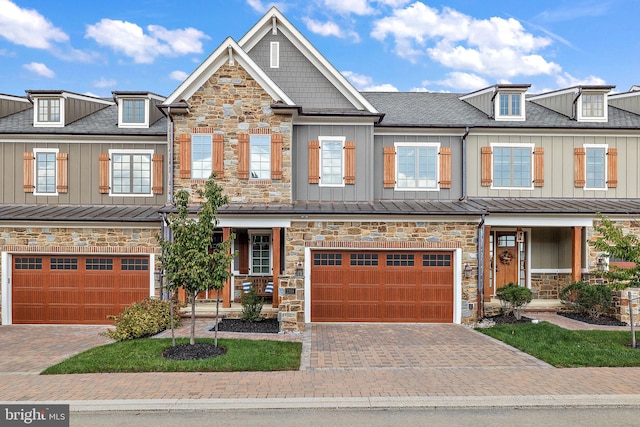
top-left (249, 134), bottom-right (271, 180)
top-left (577, 92), bottom-right (608, 122)
top-left (490, 143), bottom-right (535, 190)
top-left (318, 136), bottom-right (346, 188)
top-left (583, 143), bottom-right (609, 191)
top-left (270, 42), bottom-right (279, 68)
top-left (495, 92), bottom-right (526, 121)
top-left (33, 148), bottom-right (59, 196)
top-left (249, 231), bottom-right (272, 276)
top-left (107, 149), bottom-right (154, 197)
top-left (394, 142), bottom-right (440, 192)
top-left (33, 97), bottom-right (65, 127)
top-left (191, 134), bottom-right (213, 179)
top-left (118, 98), bottom-right (150, 128)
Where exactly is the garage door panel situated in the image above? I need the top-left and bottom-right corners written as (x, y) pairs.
top-left (348, 303), bottom-right (380, 321)
top-left (385, 303), bottom-right (417, 320)
top-left (311, 303), bottom-right (343, 321)
top-left (420, 303), bottom-right (453, 321)
top-left (348, 284), bottom-right (379, 301)
top-left (385, 284), bottom-right (416, 302)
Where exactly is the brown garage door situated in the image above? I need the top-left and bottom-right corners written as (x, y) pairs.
top-left (12, 255), bottom-right (150, 324)
top-left (311, 250), bottom-right (454, 322)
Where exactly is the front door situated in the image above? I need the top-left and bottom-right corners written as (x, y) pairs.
top-left (494, 232), bottom-right (519, 291)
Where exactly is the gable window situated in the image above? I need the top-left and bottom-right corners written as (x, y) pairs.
top-left (492, 144), bottom-right (533, 188)
top-left (395, 143), bottom-right (438, 190)
top-left (34, 148), bottom-right (58, 195)
top-left (123, 99), bottom-right (146, 124)
top-left (499, 93), bottom-right (521, 116)
top-left (192, 134), bottom-right (212, 179)
top-left (319, 136), bottom-right (345, 186)
top-left (250, 233), bottom-right (271, 275)
top-left (109, 149), bottom-right (153, 195)
top-left (270, 42), bottom-right (279, 68)
top-left (38, 98), bottom-right (60, 122)
top-left (250, 134), bottom-right (271, 179)
top-left (582, 94), bottom-right (604, 118)
top-left (585, 146), bottom-right (606, 189)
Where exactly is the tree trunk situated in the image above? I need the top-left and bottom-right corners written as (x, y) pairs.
top-left (214, 288), bottom-right (220, 348)
top-left (170, 297), bottom-right (176, 347)
top-left (190, 291), bottom-right (196, 345)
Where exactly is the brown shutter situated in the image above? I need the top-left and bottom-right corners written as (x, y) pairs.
top-left (56, 153), bottom-right (68, 193)
top-left (213, 134), bottom-right (224, 178)
top-left (533, 146), bottom-right (544, 187)
top-left (481, 146), bottom-right (492, 186)
top-left (308, 141), bottom-right (319, 184)
top-left (23, 152), bottom-right (34, 193)
top-left (179, 133), bottom-right (191, 179)
top-left (344, 141), bottom-right (355, 184)
top-left (99, 153), bottom-right (110, 193)
top-left (383, 146), bottom-right (395, 188)
top-left (439, 147), bottom-right (451, 189)
top-left (238, 230), bottom-right (249, 274)
top-left (238, 134), bottom-right (249, 179)
top-left (271, 133), bottom-right (282, 180)
top-left (152, 154), bottom-right (163, 194)
top-left (607, 147), bottom-right (618, 188)
top-left (574, 147), bottom-right (585, 187)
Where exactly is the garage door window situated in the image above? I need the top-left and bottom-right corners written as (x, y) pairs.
top-left (86, 258), bottom-right (113, 270)
top-left (313, 253), bottom-right (342, 266)
top-left (387, 254), bottom-right (414, 266)
top-left (15, 257), bottom-right (42, 270)
top-left (50, 258), bottom-right (78, 270)
top-left (423, 253), bottom-right (451, 267)
top-left (121, 258), bottom-right (149, 271)
top-left (350, 253), bottom-right (378, 266)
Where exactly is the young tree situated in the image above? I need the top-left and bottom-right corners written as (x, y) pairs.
top-left (592, 213), bottom-right (640, 290)
top-left (160, 174), bottom-right (236, 346)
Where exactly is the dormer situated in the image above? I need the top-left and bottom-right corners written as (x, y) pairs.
top-left (26, 90), bottom-right (113, 128)
top-left (607, 87), bottom-right (640, 115)
top-left (529, 85), bottom-right (615, 123)
top-left (113, 91), bottom-right (165, 128)
top-left (459, 84), bottom-right (530, 121)
top-left (0, 93), bottom-right (31, 118)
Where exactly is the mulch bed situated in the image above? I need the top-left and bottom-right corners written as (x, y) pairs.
top-left (213, 318), bottom-right (280, 334)
top-left (557, 311), bottom-right (628, 326)
top-left (483, 312), bottom-right (532, 325)
top-left (163, 343), bottom-right (227, 360)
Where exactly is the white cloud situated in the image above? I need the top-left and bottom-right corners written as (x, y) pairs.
top-left (246, 0), bottom-right (287, 13)
top-left (85, 19), bottom-right (209, 64)
top-left (0, 0), bottom-right (68, 49)
top-left (170, 70), bottom-right (189, 81)
top-left (93, 77), bottom-right (117, 88)
top-left (323, 0), bottom-right (374, 15)
top-left (555, 72), bottom-right (606, 87)
top-left (376, 0), bottom-right (412, 7)
top-left (362, 83), bottom-right (398, 92)
top-left (342, 70), bottom-right (397, 91)
top-left (371, 2), bottom-right (561, 79)
top-left (23, 62), bottom-right (55, 78)
top-left (303, 17), bottom-right (360, 42)
top-left (428, 72), bottom-right (489, 91)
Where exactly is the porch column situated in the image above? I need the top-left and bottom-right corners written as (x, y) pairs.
top-left (483, 225), bottom-right (492, 302)
top-left (572, 226), bottom-right (583, 283)
top-left (272, 227), bottom-right (281, 308)
top-left (222, 227), bottom-right (232, 308)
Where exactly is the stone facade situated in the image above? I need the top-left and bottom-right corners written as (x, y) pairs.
top-left (530, 273), bottom-right (572, 299)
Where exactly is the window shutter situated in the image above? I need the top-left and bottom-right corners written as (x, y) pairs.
top-left (152, 154), bottom-right (163, 194)
top-left (213, 134), bottom-right (224, 178)
top-left (439, 147), bottom-right (451, 189)
top-left (308, 141), bottom-right (319, 184)
top-left (344, 141), bottom-right (355, 184)
top-left (179, 134), bottom-right (191, 179)
top-left (481, 146), bottom-right (492, 186)
top-left (271, 133), bottom-right (282, 180)
top-left (607, 148), bottom-right (617, 188)
top-left (23, 152), bottom-right (34, 193)
top-left (99, 153), bottom-right (110, 194)
top-left (383, 146), bottom-right (396, 188)
top-left (574, 148), bottom-right (585, 187)
top-left (238, 230), bottom-right (249, 274)
top-left (238, 134), bottom-right (249, 179)
top-left (56, 153), bottom-right (68, 193)
top-left (533, 147), bottom-right (544, 187)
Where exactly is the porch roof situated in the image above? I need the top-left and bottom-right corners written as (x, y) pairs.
top-left (0, 204), bottom-right (162, 222)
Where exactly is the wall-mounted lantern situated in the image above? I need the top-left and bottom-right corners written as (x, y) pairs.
top-left (295, 262), bottom-right (304, 278)
top-left (596, 256), bottom-right (608, 272)
top-left (464, 263), bottom-right (473, 278)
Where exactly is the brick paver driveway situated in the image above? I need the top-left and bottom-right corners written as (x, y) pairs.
top-left (0, 325), bottom-right (112, 374)
top-left (308, 323), bottom-right (550, 370)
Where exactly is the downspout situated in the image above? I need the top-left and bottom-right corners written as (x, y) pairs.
top-left (571, 87), bottom-right (582, 120)
top-left (489, 86), bottom-right (499, 119)
top-left (459, 126), bottom-right (470, 201)
top-left (477, 212), bottom-right (486, 320)
top-left (167, 106), bottom-right (175, 204)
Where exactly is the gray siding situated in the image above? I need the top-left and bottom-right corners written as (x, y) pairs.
top-left (293, 124), bottom-right (374, 202)
top-left (149, 98), bottom-right (164, 124)
top-left (462, 91), bottom-right (493, 117)
top-left (0, 98), bottom-right (30, 118)
top-left (0, 141), bottom-right (167, 205)
top-left (530, 92), bottom-right (575, 118)
top-left (65, 98), bottom-right (109, 125)
top-left (248, 33), bottom-right (354, 109)
top-left (609, 94), bottom-right (640, 115)
top-left (530, 227), bottom-right (572, 269)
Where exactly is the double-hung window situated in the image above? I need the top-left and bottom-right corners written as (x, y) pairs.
top-left (191, 135), bottom-right (212, 179)
top-left (122, 99), bottom-right (146, 124)
top-left (319, 136), bottom-right (345, 186)
top-left (585, 145), bottom-right (607, 189)
top-left (109, 149), bottom-right (153, 195)
top-left (250, 234), bottom-right (271, 275)
top-left (492, 144), bottom-right (533, 188)
top-left (33, 148), bottom-right (58, 195)
top-left (582, 94), bottom-right (604, 118)
top-left (499, 93), bottom-right (521, 116)
top-left (395, 143), bottom-right (438, 190)
top-left (38, 98), bottom-right (60, 122)
top-left (250, 134), bottom-right (271, 179)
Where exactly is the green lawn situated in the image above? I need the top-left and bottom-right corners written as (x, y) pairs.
top-left (477, 322), bottom-right (640, 367)
top-left (41, 338), bottom-right (302, 374)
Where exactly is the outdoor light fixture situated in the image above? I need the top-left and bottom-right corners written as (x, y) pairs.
top-left (295, 262), bottom-right (304, 278)
top-left (596, 256), bottom-right (607, 272)
top-left (464, 263), bottom-right (473, 278)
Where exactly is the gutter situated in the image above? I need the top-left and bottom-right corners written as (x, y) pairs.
top-left (477, 212), bottom-right (486, 319)
top-left (459, 126), bottom-right (470, 201)
top-left (167, 106), bottom-right (174, 205)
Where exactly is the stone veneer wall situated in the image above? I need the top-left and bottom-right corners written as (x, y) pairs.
top-left (0, 225), bottom-right (161, 300)
top-left (171, 63), bottom-right (293, 204)
top-left (530, 273), bottom-right (572, 299)
top-left (279, 220), bottom-right (480, 331)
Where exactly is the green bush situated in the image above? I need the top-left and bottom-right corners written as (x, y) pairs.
top-left (560, 281), bottom-right (612, 318)
top-left (106, 297), bottom-right (182, 341)
top-left (241, 285), bottom-right (264, 322)
top-left (496, 283), bottom-right (533, 318)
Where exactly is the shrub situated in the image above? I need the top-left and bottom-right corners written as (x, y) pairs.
top-left (496, 283), bottom-right (533, 319)
top-left (241, 285), bottom-right (264, 322)
top-left (106, 298), bottom-right (182, 341)
top-left (560, 281), bottom-right (612, 318)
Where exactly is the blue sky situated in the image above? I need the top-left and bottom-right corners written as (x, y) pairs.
top-left (0, 0), bottom-right (638, 98)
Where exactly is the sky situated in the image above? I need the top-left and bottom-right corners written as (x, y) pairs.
top-left (0, 0), bottom-right (638, 99)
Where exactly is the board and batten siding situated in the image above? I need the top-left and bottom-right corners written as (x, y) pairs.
top-left (530, 227), bottom-right (574, 270)
top-left (467, 133), bottom-right (640, 198)
top-left (0, 141), bottom-right (167, 205)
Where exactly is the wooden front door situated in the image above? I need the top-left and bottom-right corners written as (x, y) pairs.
top-left (494, 232), bottom-right (519, 291)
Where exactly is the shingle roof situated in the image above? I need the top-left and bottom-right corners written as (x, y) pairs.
top-left (0, 205), bottom-right (162, 222)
